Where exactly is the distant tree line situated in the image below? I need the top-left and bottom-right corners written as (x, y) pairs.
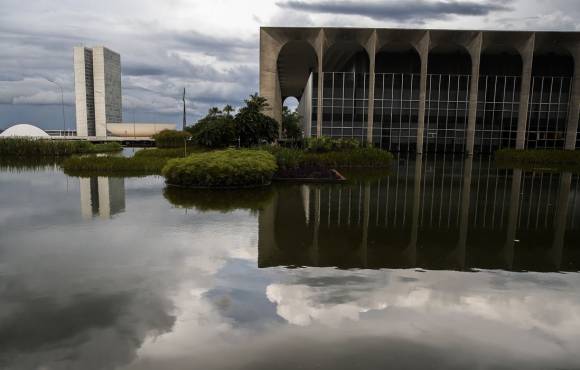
top-left (153, 93), bottom-right (303, 149)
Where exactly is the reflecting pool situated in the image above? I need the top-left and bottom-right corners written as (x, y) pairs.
top-left (0, 155), bottom-right (579, 369)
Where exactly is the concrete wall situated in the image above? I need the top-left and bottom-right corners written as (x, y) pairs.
top-left (106, 123), bottom-right (176, 138)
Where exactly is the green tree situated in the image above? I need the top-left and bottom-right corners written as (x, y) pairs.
top-left (282, 106), bottom-right (302, 140)
top-left (152, 130), bottom-right (192, 148)
top-left (234, 93), bottom-right (279, 147)
top-left (187, 108), bottom-right (235, 149)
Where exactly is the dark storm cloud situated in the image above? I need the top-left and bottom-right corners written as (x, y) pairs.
top-left (276, 0), bottom-right (513, 22)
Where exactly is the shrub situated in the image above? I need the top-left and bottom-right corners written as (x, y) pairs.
top-left (282, 106), bottom-right (302, 140)
top-left (0, 138), bottom-right (121, 157)
top-left (305, 137), bottom-right (361, 153)
top-left (162, 149), bottom-right (278, 188)
top-left (152, 130), bottom-right (192, 148)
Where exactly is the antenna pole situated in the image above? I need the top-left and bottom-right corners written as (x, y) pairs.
top-left (182, 88), bottom-right (186, 131)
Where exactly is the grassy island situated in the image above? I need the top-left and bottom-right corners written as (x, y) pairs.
top-left (61, 147), bottom-right (196, 177)
top-left (495, 149), bottom-right (580, 172)
top-left (0, 138), bottom-right (121, 157)
top-left (162, 149), bottom-right (278, 188)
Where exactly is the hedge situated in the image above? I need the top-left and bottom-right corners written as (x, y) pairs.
top-left (270, 147), bottom-right (393, 170)
top-left (305, 137), bottom-right (361, 152)
top-left (0, 139), bottom-right (121, 157)
top-left (162, 149), bottom-right (278, 188)
top-left (495, 149), bottom-right (580, 165)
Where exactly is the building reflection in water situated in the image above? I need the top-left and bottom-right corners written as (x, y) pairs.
top-left (259, 155), bottom-right (580, 272)
top-left (79, 177), bottom-right (126, 219)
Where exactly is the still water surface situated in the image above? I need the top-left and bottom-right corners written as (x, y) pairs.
top-left (0, 155), bottom-right (579, 369)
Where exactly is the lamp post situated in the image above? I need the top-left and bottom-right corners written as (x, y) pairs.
top-left (46, 78), bottom-right (66, 135)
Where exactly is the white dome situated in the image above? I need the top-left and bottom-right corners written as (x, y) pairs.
top-left (0, 124), bottom-right (50, 138)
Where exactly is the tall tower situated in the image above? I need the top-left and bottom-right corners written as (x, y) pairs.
top-left (74, 46), bottom-right (122, 137)
top-left (73, 47), bottom-right (95, 136)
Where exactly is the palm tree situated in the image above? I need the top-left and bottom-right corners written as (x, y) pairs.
top-left (244, 93), bottom-right (268, 112)
top-left (223, 104), bottom-right (234, 117)
top-left (208, 107), bottom-right (221, 117)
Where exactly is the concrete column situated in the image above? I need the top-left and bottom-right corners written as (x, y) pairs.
top-left (416, 32), bottom-right (430, 154)
top-left (565, 48), bottom-right (580, 150)
top-left (259, 29), bottom-right (283, 126)
top-left (311, 187), bottom-right (321, 265)
top-left (503, 168), bottom-right (522, 270)
top-left (550, 173), bottom-right (572, 270)
top-left (257, 189), bottom-right (278, 268)
top-left (361, 183), bottom-right (371, 267)
top-left (455, 156), bottom-right (473, 270)
top-left (515, 34), bottom-right (535, 149)
top-left (465, 32), bottom-right (483, 156)
top-left (366, 31), bottom-right (377, 145)
top-left (316, 29), bottom-right (325, 138)
top-left (406, 153), bottom-right (423, 267)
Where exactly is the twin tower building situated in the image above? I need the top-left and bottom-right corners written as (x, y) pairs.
top-left (73, 46), bottom-right (122, 137)
top-left (73, 46), bottom-right (174, 138)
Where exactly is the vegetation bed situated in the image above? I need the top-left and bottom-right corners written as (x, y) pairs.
top-left (134, 147), bottom-right (194, 159)
top-left (162, 149), bottom-right (278, 188)
top-left (495, 149), bottom-right (580, 172)
top-left (274, 167), bottom-right (346, 182)
top-left (62, 156), bottom-right (168, 177)
top-left (270, 147), bottom-right (394, 171)
top-left (0, 139), bottom-right (121, 157)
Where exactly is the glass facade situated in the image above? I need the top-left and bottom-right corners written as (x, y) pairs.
top-left (525, 76), bottom-right (572, 149)
top-left (373, 73), bottom-right (420, 151)
top-left (311, 72), bottom-right (369, 142)
top-left (299, 62), bottom-right (578, 153)
top-left (475, 76), bottom-right (521, 153)
top-left (424, 74), bottom-right (470, 153)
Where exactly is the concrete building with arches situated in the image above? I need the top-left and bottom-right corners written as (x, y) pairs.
top-left (260, 27), bottom-right (580, 154)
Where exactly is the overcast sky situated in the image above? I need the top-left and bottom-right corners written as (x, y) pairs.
top-left (0, 0), bottom-right (579, 130)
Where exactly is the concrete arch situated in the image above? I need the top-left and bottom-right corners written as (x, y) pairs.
top-left (532, 44), bottom-right (574, 77)
top-left (277, 40), bottom-right (319, 100)
top-left (322, 28), bottom-right (375, 60)
top-left (375, 42), bottom-right (421, 74)
top-left (260, 28), bottom-right (324, 126)
top-left (480, 45), bottom-right (523, 76)
top-left (282, 96), bottom-right (299, 111)
top-left (322, 40), bottom-right (370, 72)
top-left (428, 43), bottom-right (472, 75)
